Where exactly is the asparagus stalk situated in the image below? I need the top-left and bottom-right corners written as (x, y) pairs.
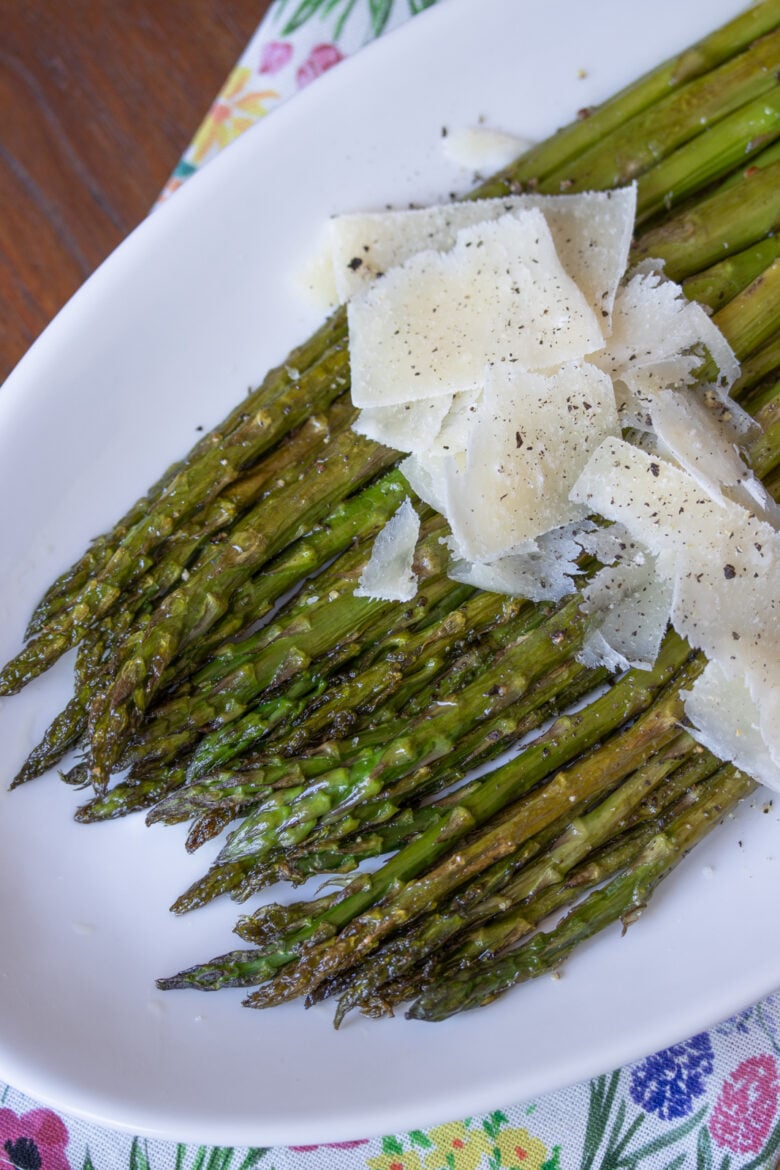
top-left (212, 595), bottom-right (591, 863)
top-left (214, 660), bottom-right (604, 903)
top-left (169, 646), bottom-right (601, 915)
top-left (161, 467), bottom-right (415, 685)
top-left (324, 732), bottom-right (700, 1022)
top-left (359, 755), bottom-right (727, 1019)
top-left (634, 90), bottom-right (780, 224)
top-left (182, 589), bottom-right (524, 781)
top-left (22, 312), bottom-right (351, 639)
top-left (539, 30), bottom-right (780, 194)
top-left (240, 653), bottom-right (701, 1009)
top-left (711, 257), bottom-right (780, 363)
top-left (211, 661), bottom-right (604, 892)
top-left (408, 764), bottom-right (755, 1021)
top-left (0, 340), bottom-right (354, 699)
top-left (116, 516), bottom-right (459, 766)
top-left (633, 159), bottom-right (780, 281)
top-left (157, 632), bottom-right (690, 989)
top-left (475, 0), bottom-right (780, 193)
top-left (83, 426), bottom-right (400, 790)
top-left (683, 238), bottom-right (780, 313)
top-left (12, 401), bottom-right (361, 783)
top-left (435, 749), bottom-right (723, 979)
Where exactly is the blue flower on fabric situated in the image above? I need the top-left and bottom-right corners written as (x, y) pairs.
top-left (629, 1032), bottom-right (715, 1120)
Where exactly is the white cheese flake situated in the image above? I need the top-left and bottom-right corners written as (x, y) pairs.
top-left (353, 395), bottom-right (453, 454)
top-left (330, 187), bottom-right (636, 323)
top-left (650, 389), bottom-right (779, 523)
top-left (446, 360), bottom-right (618, 560)
top-left (398, 453), bottom-right (450, 517)
top-left (449, 523), bottom-right (584, 602)
top-left (684, 663), bottom-right (778, 788)
top-left (579, 557), bottom-right (673, 671)
top-left (348, 209), bottom-right (604, 407)
top-left (354, 498), bottom-right (421, 602)
top-left (441, 126), bottom-right (530, 172)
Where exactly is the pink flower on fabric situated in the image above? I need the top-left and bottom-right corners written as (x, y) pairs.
top-left (259, 41), bottom-right (293, 74)
top-left (296, 44), bottom-right (345, 88)
top-left (0, 1107), bottom-right (71, 1170)
top-left (709, 1055), bottom-right (779, 1154)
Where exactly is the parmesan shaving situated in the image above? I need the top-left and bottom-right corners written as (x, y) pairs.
top-left (354, 498), bottom-right (421, 602)
top-left (353, 395), bottom-right (453, 454)
top-left (330, 187), bottom-right (636, 322)
top-left (445, 360), bottom-right (618, 559)
top-left (684, 663), bottom-right (778, 788)
top-left (572, 437), bottom-right (780, 786)
top-left (450, 523), bottom-right (584, 603)
top-left (348, 210), bottom-right (604, 407)
top-left (399, 453), bottom-right (449, 516)
top-left (579, 558), bottom-right (672, 671)
top-left (590, 269), bottom-right (737, 384)
top-left (650, 389), bottom-right (779, 523)
top-left (441, 126), bottom-right (530, 172)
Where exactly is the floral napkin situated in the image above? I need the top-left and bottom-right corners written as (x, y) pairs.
top-left (3, 2), bottom-right (780, 1168)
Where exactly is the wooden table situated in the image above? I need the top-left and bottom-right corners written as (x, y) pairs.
top-left (0, 1), bottom-right (272, 383)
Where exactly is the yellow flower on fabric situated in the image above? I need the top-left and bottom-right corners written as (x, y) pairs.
top-left (367, 1148), bottom-right (424, 1170)
top-left (424, 1122), bottom-right (491, 1169)
top-left (491, 1125), bottom-right (548, 1170)
top-left (189, 66), bottom-right (278, 164)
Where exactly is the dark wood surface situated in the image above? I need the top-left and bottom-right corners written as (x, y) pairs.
top-left (0, 1), bottom-right (272, 382)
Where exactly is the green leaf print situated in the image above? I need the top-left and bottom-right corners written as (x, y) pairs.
top-left (369, 0), bottom-right (394, 36)
top-left (697, 1125), bottom-right (714, 1170)
top-left (581, 1073), bottom-right (621, 1170)
top-left (409, 1129), bottom-right (434, 1149)
top-left (541, 1145), bottom-right (562, 1170)
top-left (272, 0), bottom-right (440, 41)
top-left (237, 1151), bottom-right (270, 1170)
top-left (658, 1154), bottom-right (687, 1170)
top-left (82, 1151), bottom-right (97, 1170)
top-left (278, 0), bottom-right (335, 34)
top-left (129, 1137), bottom-right (152, 1170)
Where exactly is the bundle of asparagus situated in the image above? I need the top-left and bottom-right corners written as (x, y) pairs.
top-left (2, 0), bottom-right (780, 1024)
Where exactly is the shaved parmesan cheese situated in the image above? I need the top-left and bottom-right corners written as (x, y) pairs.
top-left (650, 389), bottom-right (779, 523)
top-left (399, 453), bottom-right (449, 516)
top-left (684, 662), bottom-right (778, 788)
top-left (297, 239), bottom-right (339, 310)
top-left (574, 521), bottom-right (645, 568)
top-left (579, 558), bottom-right (672, 671)
top-left (570, 437), bottom-right (748, 558)
top-left (573, 435), bottom-right (780, 787)
top-left (348, 210), bottom-right (604, 407)
top-left (354, 498), bottom-right (420, 602)
top-left (353, 395), bottom-right (453, 454)
top-left (330, 187), bottom-right (636, 322)
top-left (590, 269), bottom-right (739, 405)
top-left (450, 523), bottom-right (584, 602)
top-left (671, 522), bottom-right (780, 694)
top-left (441, 126), bottom-right (530, 172)
top-left (446, 361), bottom-right (618, 560)
top-left (432, 388), bottom-right (483, 456)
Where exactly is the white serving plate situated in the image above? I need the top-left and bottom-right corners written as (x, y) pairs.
top-left (0, 0), bottom-right (776, 1147)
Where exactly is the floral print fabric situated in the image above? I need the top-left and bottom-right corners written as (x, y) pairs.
top-left (4, 0), bottom-right (780, 1167)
